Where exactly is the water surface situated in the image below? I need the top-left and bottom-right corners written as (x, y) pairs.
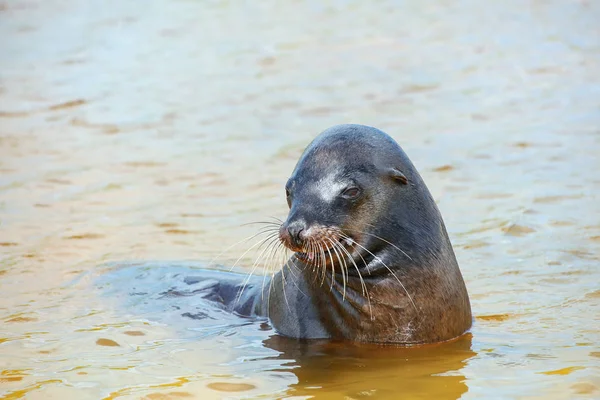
top-left (1, 0), bottom-right (599, 399)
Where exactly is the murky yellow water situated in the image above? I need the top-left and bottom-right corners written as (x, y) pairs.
top-left (1, 0), bottom-right (599, 398)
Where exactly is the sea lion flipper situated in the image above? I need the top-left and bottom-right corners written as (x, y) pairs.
top-left (181, 270), bottom-right (270, 318)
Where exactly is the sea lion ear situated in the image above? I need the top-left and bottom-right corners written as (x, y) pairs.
top-left (387, 168), bottom-right (408, 185)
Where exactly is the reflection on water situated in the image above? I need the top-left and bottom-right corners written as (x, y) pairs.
top-left (1, 0), bottom-right (600, 398)
top-left (263, 335), bottom-right (476, 400)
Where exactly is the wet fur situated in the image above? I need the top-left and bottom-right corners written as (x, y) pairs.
top-left (198, 124), bottom-right (472, 344)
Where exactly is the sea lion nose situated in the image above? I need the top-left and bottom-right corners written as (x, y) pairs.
top-left (286, 221), bottom-right (306, 247)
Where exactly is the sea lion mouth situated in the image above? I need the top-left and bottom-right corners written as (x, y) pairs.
top-left (294, 236), bottom-right (355, 265)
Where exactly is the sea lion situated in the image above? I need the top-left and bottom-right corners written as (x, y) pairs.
top-left (186, 124), bottom-right (472, 344)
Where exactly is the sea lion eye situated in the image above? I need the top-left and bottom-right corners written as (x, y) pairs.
top-left (285, 187), bottom-right (292, 208)
top-left (341, 187), bottom-right (361, 199)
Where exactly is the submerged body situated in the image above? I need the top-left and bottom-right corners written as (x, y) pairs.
top-left (194, 124), bottom-right (471, 344)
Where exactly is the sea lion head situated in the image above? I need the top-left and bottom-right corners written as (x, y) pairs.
top-left (279, 124), bottom-right (448, 271)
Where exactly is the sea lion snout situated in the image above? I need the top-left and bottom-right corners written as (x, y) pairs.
top-left (279, 220), bottom-right (307, 251)
top-left (278, 213), bottom-right (356, 266)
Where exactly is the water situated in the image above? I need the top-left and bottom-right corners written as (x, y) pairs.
top-left (1, 0), bottom-right (599, 398)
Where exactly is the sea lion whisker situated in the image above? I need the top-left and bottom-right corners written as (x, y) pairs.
top-left (265, 241), bottom-right (286, 313)
top-left (261, 238), bottom-right (282, 303)
top-left (287, 257), bottom-right (301, 280)
top-left (227, 232), bottom-right (279, 274)
top-left (317, 239), bottom-right (331, 288)
top-left (307, 238), bottom-right (317, 279)
top-left (308, 239), bottom-right (318, 280)
top-left (346, 233), bottom-right (371, 275)
top-left (319, 239), bottom-right (330, 287)
top-left (338, 237), bottom-right (351, 301)
top-left (281, 247), bottom-right (309, 306)
top-left (323, 245), bottom-right (332, 286)
top-left (236, 233), bottom-right (280, 303)
top-left (253, 227), bottom-right (282, 237)
top-left (304, 239), bottom-right (316, 282)
top-left (325, 240), bottom-right (336, 291)
top-left (321, 238), bottom-right (339, 292)
top-left (269, 216), bottom-right (284, 223)
top-left (328, 237), bottom-right (347, 301)
top-left (240, 221), bottom-right (281, 227)
top-left (311, 240), bottom-right (327, 285)
top-left (346, 226), bottom-right (413, 261)
top-left (315, 239), bottom-right (324, 281)
top-left (329, 237), bottom-right (366, 297)
top-left (310, 239), bottom-right (323, 285)
top-left (287, 253), bottom-right (309, 298)
top-left (340, 246), bottom-right (350, 300)
top-left (309, 239), bottom-right (318, 278)
top-left (328, 241), bottom-right (337, 291)
top-left (339, 233), bottom-right (419, 315)
top-left (235, 234), bottom-right (281, 307)
top-left (207, 227), bottom-right (281, 268)
top-left (269, 246), bottom-right (295, 312)
top-left (279, 251), bottom-right (293, 313)
top-left (343, 247), bottom-right (350, 298)
top-left (331, 237), bottom-right (373, 320)
top-left (324, 237), bottom-right (344, 295)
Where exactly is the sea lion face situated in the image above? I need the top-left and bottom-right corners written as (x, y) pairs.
top-left (279, 125), bottom-right (409, 268)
